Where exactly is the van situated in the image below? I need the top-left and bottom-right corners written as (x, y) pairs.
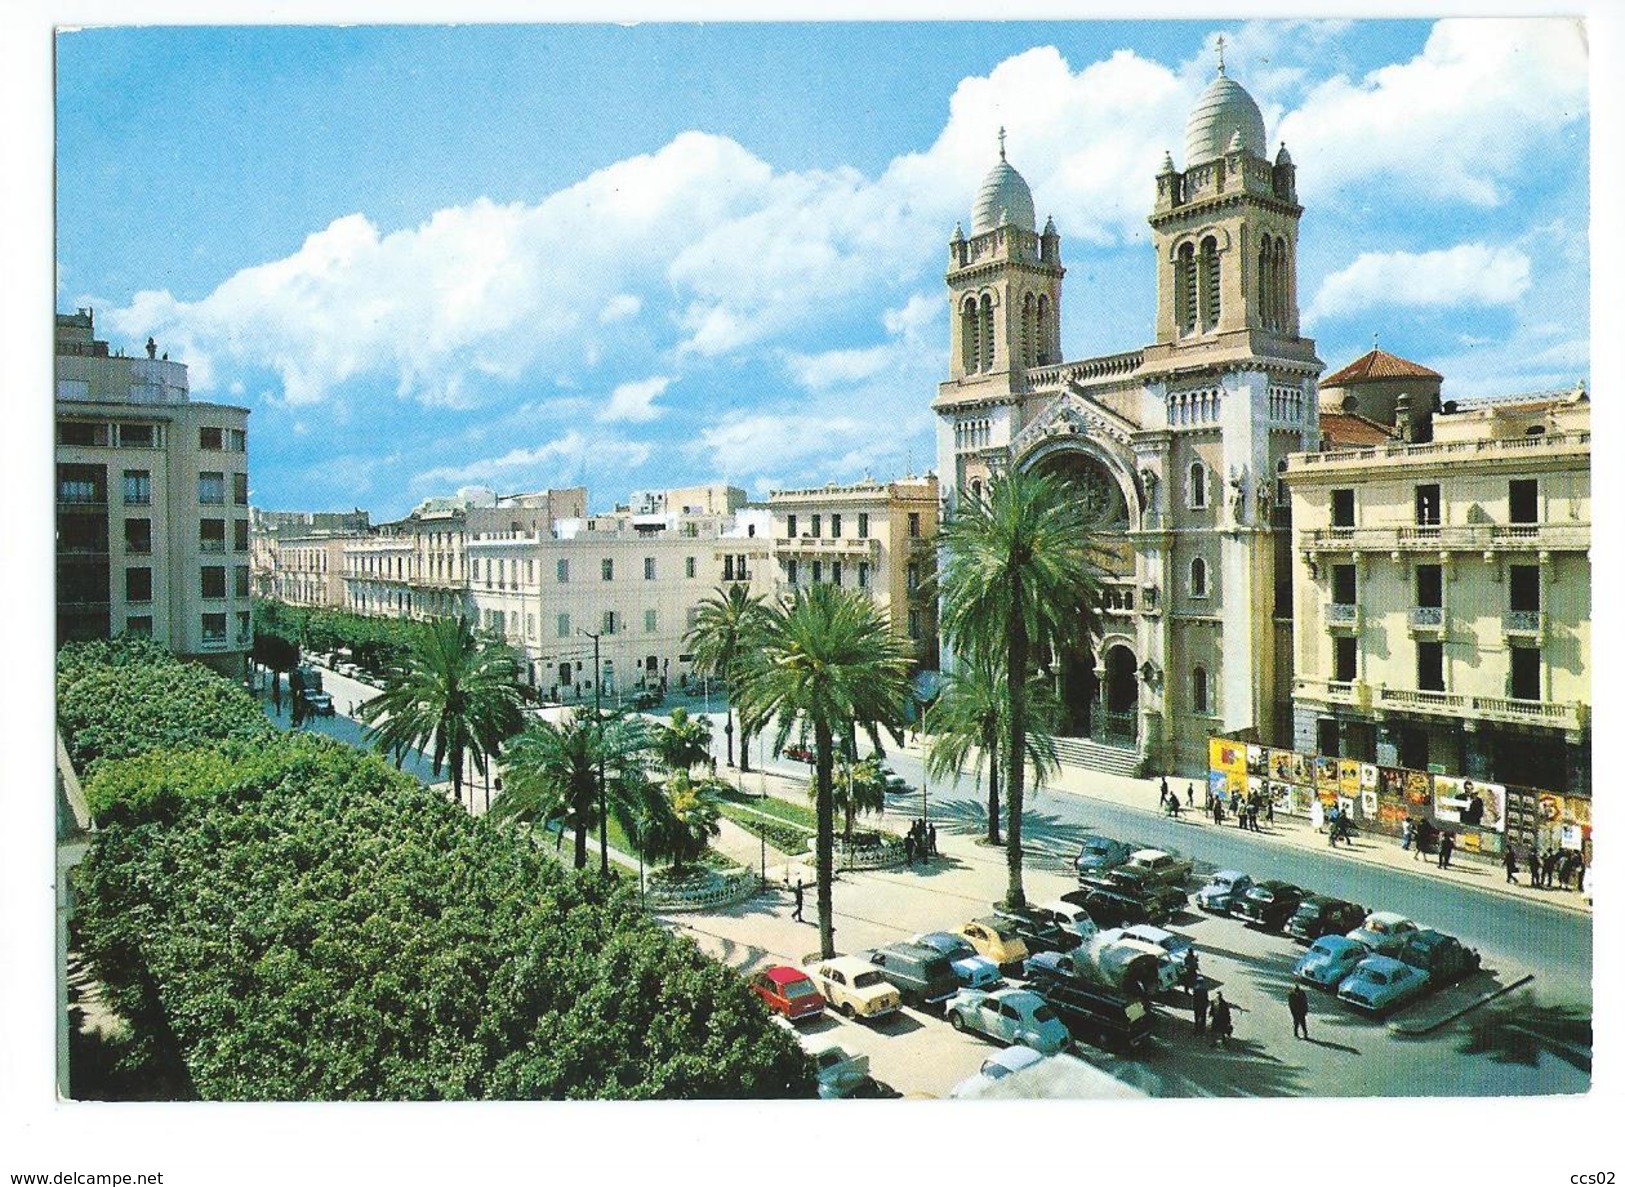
top-left (859, 942), bottom-right (960, 1012)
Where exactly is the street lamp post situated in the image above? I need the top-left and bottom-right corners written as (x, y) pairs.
top-left (580, 628), bottom-right (608, 877)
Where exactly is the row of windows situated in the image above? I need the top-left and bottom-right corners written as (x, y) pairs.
top-left (955, 419), bottom-right (992, 450)
top-left (1326, 562), bottom-right (1542, 613)
top-left (785, 512), bottom-right (872, 539)
top-left (1329, 479), bottom-right (1540, 529)
top-left (1329, 636), bottom-right (1544, 700)
top-left (783, 558), bottom-right (877, 589)
top-left (123, 565), bottom-right (250, 602)
top-left (56, 421), bottom-right (246, 452)
top-left (479, 608), bottom-right (672, 642)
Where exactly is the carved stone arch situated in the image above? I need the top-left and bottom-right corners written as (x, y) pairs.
top-left (1017, 434), bottom-right (1140, 534)
top-left (1164, 225), bottom-right (1233, 260)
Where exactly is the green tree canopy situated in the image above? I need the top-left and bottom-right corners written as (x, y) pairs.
top-left (683, 584), bottom-right (770, 770)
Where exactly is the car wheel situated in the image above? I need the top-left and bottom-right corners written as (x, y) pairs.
top-left (949, 1011), bottom-right (967, 1032)
top-left (840, 1001), bottom-right (856, 1020)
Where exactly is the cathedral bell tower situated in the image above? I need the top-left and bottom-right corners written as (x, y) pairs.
top-left (1149, 53), bottom-right (1305, 353)
top-left (944, 129), bottom-right (1065, 387)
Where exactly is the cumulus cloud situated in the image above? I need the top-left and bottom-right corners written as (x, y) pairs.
top-left (1279, 19), bottom-right (1587, 207)
top-left (596, 375), bottom-right (671, 423)
top-left (1307, 243), bottom-right (1532, 324)
top-left (414, 430), bottom-right (651, 489)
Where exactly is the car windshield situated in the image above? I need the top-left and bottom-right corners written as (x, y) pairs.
top-left (852, 971), bottom-right (886, 989)
top-left (1249, 889), bottom-right (1274, 901)
top-left (1082, 839), bottom-right (1113, 854)
top-left (816, 1051), bottom-right (844, 1070)
top-left (783, 981), bottom-right (818, 998)
top-left (1031, 1005), bottom-right (1058, 1023)
top-left (1310, 940), bottom-right (1337, 956)
top-left (1364, 970), bottom-right (1389, 985)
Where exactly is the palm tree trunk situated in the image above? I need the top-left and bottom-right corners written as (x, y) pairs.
top-left (574, 795), bottom-right (590, 870)
top-left (814, 719), bottom-right (837, 959)
top-left (740, 718), bottom-right (752, 773)
top-left (1005, 572), bottom-right (1029, 910)
top-left (726, 709), bottom-right (735, 767)
top-left (451, 742), bottom-right (464, 812)
top-left (986, 734), bottom-right (1002, 846)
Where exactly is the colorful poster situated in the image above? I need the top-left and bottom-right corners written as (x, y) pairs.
top-left (1563, 796), bottom-right (1591, 828)
top-left (1268, 781), bottom-right (1296, 815)
top-left (1471, 781), bottom-right (1506, 833)
top-left (1433, 774), bottom-right (1467, 823)
top-left (1377, 767), bottom-right (1405, 799)
top-left (1561, 823), bottom-right (1585, 851)
top-left (1290, 784), bottom-right (1317, 817)
top-left (1246, 745), bottom-right (1267, 778)
top-left (1360, 762), bottom-right (1379, 790)
top-left (1315, 756), bottom-right (1339, 793)
top-left (1267, 748), bottom-right (1305, 784)
top-left (1339, 759), bottom-right (1362, 797)
top-left (1403, 770), bottom-right (1433, 808)
top-left (1360, 781), bottom-right (1378, 820)
top-left (1536, 792), bottom-right (1565, 827)
top-left (1210, 738), bottom-right (1246, 775)
top-left (1208, 770), bottom-right (1231, 804)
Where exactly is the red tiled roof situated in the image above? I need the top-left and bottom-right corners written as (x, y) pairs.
top-left (1322, 348), bottom-right (1443, 387)
top-left (1318, 411), bottom-right (1398, 447)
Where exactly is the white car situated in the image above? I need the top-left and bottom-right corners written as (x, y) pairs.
top-left (1095, 928), bottom-right (1183, 992)
top-left (1121, 848), bottom-right (1194, 886)
top-left (946, 987), bottom-right (1070, 1054)
top-left (808, 956), bottom-right (901, 1021)
top-left (948, 1045), bottom-right (1048, 1099)
top-left (801, 1036), bottom-right (870, 1099)
top-left (1034, 900), bottom-right (1100, 945)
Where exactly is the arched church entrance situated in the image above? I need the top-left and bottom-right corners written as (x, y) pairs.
top-left (1100, 643), bottom-right (1140, 745)
top-left (1025, 444), bottom-right (1131, 739)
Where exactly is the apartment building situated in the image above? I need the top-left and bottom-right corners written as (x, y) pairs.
top-left (251, 509), bottom-right (372, 608)
top-left (464, 489), bottom-right (762, 698)
top-left (766, 476), bottom-right (940, 670)
top-left (1285, 385), bottom-right (1590, 794)
top-left (55, 310), bottom-right (252, 675)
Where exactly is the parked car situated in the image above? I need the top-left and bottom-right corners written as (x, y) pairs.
top-left (1032, 900), bottom-right (1099, 947)
top-left (1121, 848), bottom-right (1194, 887)
top-left (949, 1045), bottom-right (1049, 1099)
top-left (857, 942), bottom-right (960, 1012)
top-left (300, 690), bottom-right (336, 716)
top-left (1035, 978), bottom-right (1155, 1054)
top-left (1287, 896), bottom-right (1367, 945)
top-left (1347, 911), bottom-right (1419, 957)
top-left (1195, 870), bottom-right (1254, 914)
top-left (1395, 929), bottom-right (1482, 986)
top-left (947, 987), bottom-right (1070, 1054)
top-left (1293, 935), bottom-right (1373, 991)
top-left (1111, 924), bottom-right (1194, 974)
top-left (633, 689), bottom-right (662, 710)
top-left (1078, 870), bottom-right (1184, 922)
top-left (1062, 887), bottom-right (1154, 930)
top-left (802, 1036), bottom-right (871, 1099)
top-left (1337, 954), bottom-right (1430, 1014)
top-left (958, 917), bottom-right (1031, 973)
top-left (784, 744), bottom-right (815, 764)
top-left (1074, 835), bottom-right (1133, 876)
top-left (748, 965), bottom-right (826, 1022)
top-left (808, 956), bottom-right (901, 1021)
top-left (1095, 929), bottom-right (1182, 993)
top-left (910, 932), bottom-right (1004, 990)
top-left (992, 907), bottom-right (1070, 955)
top-left (1234, 880), bottom-right (1307, 931)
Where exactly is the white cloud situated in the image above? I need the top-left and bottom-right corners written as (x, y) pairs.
top-left (1279, 19), bottom-right (1586, 207)
top-left (599, 294), bottom-right (642, 324)
top-left (414, 430), bottom-right (651, 489)
top-left (596, 375), bottom-right (671, 423)
top-left (1307, 243), bottom-right (1532, 324)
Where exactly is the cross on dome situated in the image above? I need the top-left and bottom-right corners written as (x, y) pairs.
top-left (998, 126), bottom-right (1006, 161)
top-left (1216, 34), bottom-right (1226, 76)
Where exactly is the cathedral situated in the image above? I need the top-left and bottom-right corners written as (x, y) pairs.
top-left (933, 59), bottom-right (1322, 776)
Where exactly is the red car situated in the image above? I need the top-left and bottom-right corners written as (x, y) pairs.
top-left (750, 965), bottom-right (826, 1022)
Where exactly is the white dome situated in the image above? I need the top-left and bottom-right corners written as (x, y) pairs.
top-left (971, 158), bottom-right (1036, 235)
top-left (1184, 72), bottom-right (1267, 167)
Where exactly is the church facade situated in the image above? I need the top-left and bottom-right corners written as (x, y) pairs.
top-left (932, 64), bottom-right (1322, 776)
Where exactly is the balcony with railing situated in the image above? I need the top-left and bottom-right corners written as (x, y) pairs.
top-left (1302, 520), bottom-right (1589, 555)
top-left (773, 535), bottom-right (881, 558)
top-left (1327, 603), bottom-right (1359, 631)
top-left (1295, 676), bottom-right (1586, 731)
top-left (1503, 610), bottom-right (1545, 640)
top-left (1408, 605), bottom-right (1445, 634)
top-left (1288, 429), bottom-right (1590, 473)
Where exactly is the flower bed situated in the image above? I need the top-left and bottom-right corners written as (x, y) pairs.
top-left (643, 867), bottom-right (763, 912)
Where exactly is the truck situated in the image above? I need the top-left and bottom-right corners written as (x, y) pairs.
top-left (1023, 937), bottom-right (1159, 1054)
top-left (1025, 933), bottom-right (1164, 1000)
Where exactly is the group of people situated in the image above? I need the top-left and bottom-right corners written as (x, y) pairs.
top-left (1400, 816), bottom-right (1454, 867)
top-left (1325, 803), bottom-right (1355, 846)
top-left (1189, 982), bottom-right (1237, 1047)
top-left (1158, 777), bottom-right (1196, 818)
top-left (903, 818), bottom-right (936, 866)
top-left (1222, 789), bottom-right (1269, 832)
top-left (1503, 843), bottom-right (1586, 891)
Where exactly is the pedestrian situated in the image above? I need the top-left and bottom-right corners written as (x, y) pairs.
top-left (1251, 803), bottom-right (1262, 832)
top-left (1401, 819), bottom-right (1413, 851)
top-left (1559, 850), bottom-right (1578, 890)
top-left (1287, 984), bottom-right (1310, 1040)
top-left (1213, 798), bottom-right (1224, 825)
top-left (1576, 856), bottom-right (1587, 894)
top-left (271, 675), bottom-right (282, 713)
top-left (1210, 992), bottom-right (1234, 1048)
top-left (1186, 783), bottom-right (1195, 808)
top-left (1168, 795), bottom-right (1181, 819)
top-left (1266, 795), bottom-right (1274, 825)
top-left (1528, 849), bottom-right (1543, 888)
top-left (1183, 948), bottom-right (1199, 991)
top-left (927, 823), bottom-right (937, 857)
top-left (1191, 980), bottom-right (1209, 1036)
top-left (1543, 849), bottom-right (1561, 890)
top-left (1161, 775), bottom-right (1170, 805)
top-left (792, 878), bottom-right (805, 922)
top-left (903, 832), bottom-right (916, 866)
top-left (1437, 830), bottom-right (1454, 870)
top-left (1503, 845), bottom-right (1519, 884)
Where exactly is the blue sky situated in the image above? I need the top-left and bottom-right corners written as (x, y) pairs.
top-left (56, 19), bottom-right (1590, 519)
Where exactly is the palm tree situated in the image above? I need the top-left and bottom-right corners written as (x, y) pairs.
top-left (643, 771), bottom-right (723, 874)
top-left (493, 710), bottom-right (655, 871)
top-left (684, 584), bottom-right (770, 771)
top-left (358, 616), bottom-right (524, 810)
top-left (938, 467), bottom-right (1107, 909)
top-left (924, 658), bottom-right (1065, 846)
top-left (734, 583), bottom-right (914, 958)
top-left (651, 705), bottom-right (713, 774)
top-left (823, 755), bottom-right (890, 845)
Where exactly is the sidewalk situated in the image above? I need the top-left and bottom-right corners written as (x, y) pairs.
top-left (885, 735), bottom-right (1591, 917)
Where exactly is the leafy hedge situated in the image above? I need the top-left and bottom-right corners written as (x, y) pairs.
top-left (253, 598), bottom-right (424, 671)
top-left (719, 806), bottom-right (814, 858)
top-left (67, 649), bottom-right (814, 1101)
top-left (57, 638), bottom-right (274, 774)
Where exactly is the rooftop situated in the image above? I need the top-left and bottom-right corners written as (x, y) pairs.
top-left (1322, 348), bottom-right (1443, 387)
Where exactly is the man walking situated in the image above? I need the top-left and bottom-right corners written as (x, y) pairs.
top-left (271, 673), bottom-right (282, 714)
top-left (1210, 992), bottom-right (1234, 1048)
top-left (792, 878), bottom-right (805, 922)
top-left (903, 832), bottom-right (916, 866)
top-left (1186, 783), bottom-right (1195, 809)
top-left (1183, 948), bottom-right (1200, 992)
top-left (1437, 830), bottom-right (1455, 870)
top-left (1544, 849), bottom-right (1561, 890)
top-left (1191, 980), bottom-right (1209, 1037)
top-left (927, 823), bottom-right (937, 858)
top-left (1287, 984), bottom-right (1311, 1040)
top-left (1503, 844), bottom-right (1519, 884)
top-left (1160, 775), bottom-right (1170, 806)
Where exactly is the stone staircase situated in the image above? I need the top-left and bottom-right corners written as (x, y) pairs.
top-left (1050, 735), bottom-right (1142, 778)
